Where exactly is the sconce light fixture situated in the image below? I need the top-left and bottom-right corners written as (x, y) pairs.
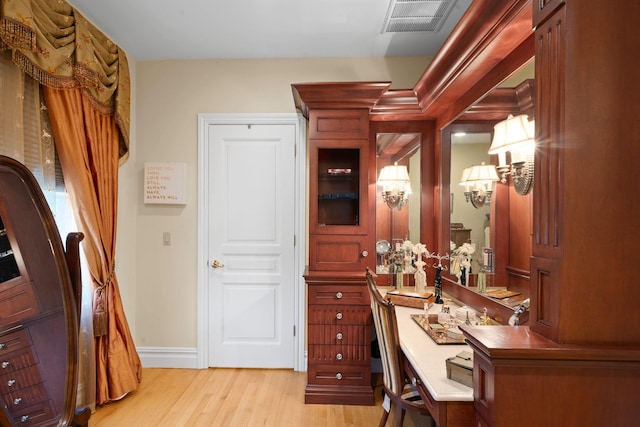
top-left (488, 114), bottom-right (535, 195)
top-left (378, 162), bottom-right (412, 210)
top-left (459, 162), bottom-right (499, 209)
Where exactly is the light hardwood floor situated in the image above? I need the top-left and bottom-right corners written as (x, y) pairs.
top-left (89, 368), bottom-right (430, 426)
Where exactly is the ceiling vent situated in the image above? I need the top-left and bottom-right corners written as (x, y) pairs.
top-left (381, 0), bottom-right (458, 33)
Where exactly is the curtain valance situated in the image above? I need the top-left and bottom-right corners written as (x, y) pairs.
top-left (0, 0), bottom-right (130, 161)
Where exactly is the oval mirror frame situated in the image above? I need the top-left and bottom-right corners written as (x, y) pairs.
top-left (0, 156), bottom-right (80, 426)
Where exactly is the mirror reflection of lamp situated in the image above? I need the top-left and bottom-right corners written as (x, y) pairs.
top-left (488, 114), bottom-right (536, 195)
top-left (459, 163), bottom-right (499, 209)
top-left (377, 162), bottom-right (412, 210)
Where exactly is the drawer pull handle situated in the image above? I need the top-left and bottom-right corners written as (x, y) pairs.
top-left (336, 353), bottom-right (343, 360)
top-left (0, 344), bottom-right (5, 350)
top-left (361, 250), bottom-right (368, 257)
top-left (336, 333), bottom-right (343, 340)
top-left (336, 373), bottom-right (343, 380)
top-left (1, 361), bottom-right (9, 369)
top-left (7, 379), bottom-right (15, 387)
top-left (21, 415), bottom-right (29, 422)
top-left (335, 292), bottom-right (343, 299)
top-left (13, 398), bottom-right (22, 405)
top-left (336, 312), bottom-right (343, 320)
top-left (411, 377), bottom-right (422, 386)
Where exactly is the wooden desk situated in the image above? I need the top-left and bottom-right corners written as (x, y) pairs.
top-left (395, 304), bottom-right (476, 427)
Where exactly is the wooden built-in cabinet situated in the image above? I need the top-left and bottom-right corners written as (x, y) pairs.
top-left (290, 89), bottom-right (386, 405)
top-left (304, 109), bottom-right (374, 405)
top-left (293, 0), bottom-right (640, 421)
top-left (462, 1), bottom-right (640, 425)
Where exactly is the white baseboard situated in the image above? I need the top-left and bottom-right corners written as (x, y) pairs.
top-left (137, 347), bottom-right (199, 369)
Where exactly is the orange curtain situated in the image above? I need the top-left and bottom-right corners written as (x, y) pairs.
top-left (43, 86), bottom-right (141, 404)
top-left (1, 0), bottom-right (139, 405)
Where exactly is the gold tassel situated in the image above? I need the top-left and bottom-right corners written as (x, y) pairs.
top-left (93, 310), bottom-right (108, 337)
top-left (93, 263), bottom-right (115, 337)
top-left (93, 285), bottom-right (108, 337)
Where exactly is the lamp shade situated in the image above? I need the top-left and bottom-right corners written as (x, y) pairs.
top-left (459, 162), bottom-right (498, 192)
top-left (489, 114), bottom-right (535, 162)
top-left (377, 163), bottom-right (411, 193)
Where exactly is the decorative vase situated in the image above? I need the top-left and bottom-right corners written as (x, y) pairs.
top-left (395, 264), bottom-right (404, 289)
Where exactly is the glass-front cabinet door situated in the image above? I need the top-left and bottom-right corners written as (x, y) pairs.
top-left (308, 138), bottom-right (371, 271)
top-left (310, 140), bottom-right (368, 235)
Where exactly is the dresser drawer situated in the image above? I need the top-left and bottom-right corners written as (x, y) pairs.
top-left (308, 305), bottom-right (370, 325)
top-left (307, 363), bottom-right (371, 387)
top-left (308, 285), bottom-right (369, 305)
top-left (0, 329), bottom-right (31, 356)
top-left (0, 365), bottom-right (43, 395)
top-left (0, 347), bottom-right (38, 374)
top-left (7, 400), bottom-right (53, 426)
top-left (308, 323), bottom-right (369, 346)
top-left (308, 344), bottom-right (370, 365)
top-left (2, 382), bottom-right (48, 412)
top-left (0, 281), bottom-right (40, 327)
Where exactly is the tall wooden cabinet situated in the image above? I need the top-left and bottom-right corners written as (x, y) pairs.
top-left (305, 109), bottom-right (375, 405)
top-left (292, 83), bottom-right (389, 405)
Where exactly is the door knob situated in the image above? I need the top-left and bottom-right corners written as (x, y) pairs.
top-left (211, 260), bottom-right (225, 269)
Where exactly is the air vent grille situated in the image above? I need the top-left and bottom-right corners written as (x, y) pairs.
top-left (382, 0), bottom-right (457, 33)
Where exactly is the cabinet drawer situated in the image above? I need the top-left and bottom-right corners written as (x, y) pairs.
top-left (308, 344), bottom-right (370, 365)
top-left (0, 329), bottom-right (31, 356)
top-left (0, 365), bottom-right (43, 395)
top-left (308, 305), bottom-right (370, 325)
top-left (307, 363), bottom-right (371, 387)
top-left (2, 382), bottom-right (48, 412)
top-left (308, 285), bottom-right (368, 305)
top-left (7, 400), bottom-right (53, 426)
top-left (308, 324), bottom-right (369, 346)
top-left (0, 281), bottom-right (40, 327)
top-left (0, 346), bottom-right (38, 373)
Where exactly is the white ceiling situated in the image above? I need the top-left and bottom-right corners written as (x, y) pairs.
top-left (67, 0), bottom-right (472, 61)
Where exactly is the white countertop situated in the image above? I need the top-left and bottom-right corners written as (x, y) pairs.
top-left (395, 303), bottom-right (474, 402)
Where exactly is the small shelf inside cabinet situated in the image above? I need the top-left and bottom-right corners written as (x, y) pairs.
top-left (318, 193), bottom-right (359, 200)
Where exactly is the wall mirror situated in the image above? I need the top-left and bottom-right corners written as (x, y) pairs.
top-left (440, 60), bottom-right (535, 322)
top-left (375, 133), bottom-right (421, 276)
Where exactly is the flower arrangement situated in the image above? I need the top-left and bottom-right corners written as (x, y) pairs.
top-left (450, 242), bottom-right (476, 285)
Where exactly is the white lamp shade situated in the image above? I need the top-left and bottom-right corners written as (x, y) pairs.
top-left (489, 114), bottom-right (535, 161)
top-left (459, 162), bottom-right (498, 191)
top-left (378, 163), bottom-right (411, 192)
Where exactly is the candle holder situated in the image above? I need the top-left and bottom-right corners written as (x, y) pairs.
top-left (427, 252), bottom-right (449, 304)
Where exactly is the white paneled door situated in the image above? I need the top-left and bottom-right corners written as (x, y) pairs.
top-left (206, 122), bottom-right (296, 368)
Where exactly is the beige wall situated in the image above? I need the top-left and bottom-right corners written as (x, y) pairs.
top-left (118, 56), bottom-right (431, 352)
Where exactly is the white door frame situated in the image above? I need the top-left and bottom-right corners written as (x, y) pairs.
top-left (197, 113), bottom-right (307, 371)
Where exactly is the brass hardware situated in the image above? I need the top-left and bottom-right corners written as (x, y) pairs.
top-left (211, 260), bottom-right (225, 269)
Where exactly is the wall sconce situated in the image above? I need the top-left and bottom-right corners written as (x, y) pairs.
top-left (378, 162), bottom-right (412, 210)
top-left (488, 114), bottom-right (535, 195)
top-left (459, 162), bottom-right (499, 209)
